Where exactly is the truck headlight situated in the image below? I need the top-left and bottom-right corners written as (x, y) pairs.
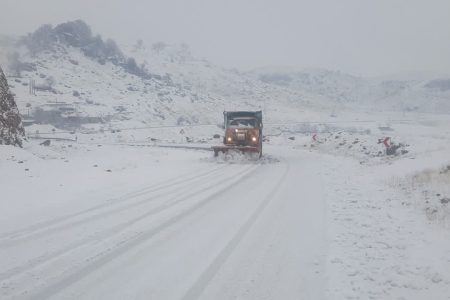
top-left (227, 137), bottom-right (233, 142)
top-left (251, 136), bottom-right (257, 142)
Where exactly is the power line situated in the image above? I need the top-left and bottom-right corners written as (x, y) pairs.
top-left (25, 118), bottom-right (422, 136)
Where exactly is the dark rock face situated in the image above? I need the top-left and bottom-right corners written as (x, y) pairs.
top-left (0, 66), bottom-right (25, 147)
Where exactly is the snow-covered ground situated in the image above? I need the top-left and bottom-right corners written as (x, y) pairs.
top-left (1, 114), bottom-right (450, 299)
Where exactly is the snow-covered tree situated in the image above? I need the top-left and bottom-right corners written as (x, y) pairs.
top-left (0, 66), bottom-right (25, 147)
top-left (54, 19), bottom-right (93, 47)
top-left (21, 20), bottom-right (148, 79)
top-left (20, 24), bottom-right (56, 55)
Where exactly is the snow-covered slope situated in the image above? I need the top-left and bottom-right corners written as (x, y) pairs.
top-left (0, 39), bottom-right (224, 128)
top-left (1, 19), bottom-right (450, 133)
top-left (0, 22), bottom-right (317, 131)
top-left (250, 66), bottom-right (450, 114)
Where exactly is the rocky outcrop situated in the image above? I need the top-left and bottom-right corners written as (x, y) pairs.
top-left (0, 66), bottom-right (25, 146)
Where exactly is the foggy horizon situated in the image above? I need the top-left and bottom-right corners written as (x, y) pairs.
top-left (1, 0), bottom-right (450, 77)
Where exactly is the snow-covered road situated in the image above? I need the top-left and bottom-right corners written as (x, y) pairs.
top-left (2, 141), bottom-right (450, 299)
top-left (0, 146), bottom-right (330, 299)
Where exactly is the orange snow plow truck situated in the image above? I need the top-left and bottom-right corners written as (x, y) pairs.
top-left (212, 111), bottom-right (263, 158)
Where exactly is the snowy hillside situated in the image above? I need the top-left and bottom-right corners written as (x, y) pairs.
top-left (123, 42), bottom-right (318, 116)
top-left (0, 21), bottom-right (318, 132)
top-left (250, 66), bottom-right (450, 114)
top-left (3, 20), bottom-right (449, 136)
top-left (1, 19), bottom-right (449, 139)
top-left (0, 30), bottom-right (222, 128)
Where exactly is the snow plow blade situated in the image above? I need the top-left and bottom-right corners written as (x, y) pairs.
top-left (212, 145), bottom-right (261, 157)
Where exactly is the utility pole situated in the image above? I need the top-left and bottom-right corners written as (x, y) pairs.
top-left (29, 79), bottom-right (36, 95)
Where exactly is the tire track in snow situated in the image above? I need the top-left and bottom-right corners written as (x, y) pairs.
top-left (0, 164), bottom-right (252, 283)
top-left (182, 160), bottom-right (290, 300)
top-left (0, 165), bottom-right (227, 246)
top-left (4, 164), bottom-right (262, 300)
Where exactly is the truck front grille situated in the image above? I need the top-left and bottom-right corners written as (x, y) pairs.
top-left (237, 133), bottom-right (246, 141)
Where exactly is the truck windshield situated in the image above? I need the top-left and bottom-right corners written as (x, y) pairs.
top-left (228, 118), bottom-right (256, 128)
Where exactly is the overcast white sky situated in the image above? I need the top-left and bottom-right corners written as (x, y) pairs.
top-left (1, 0), bottom-right (450, 76)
